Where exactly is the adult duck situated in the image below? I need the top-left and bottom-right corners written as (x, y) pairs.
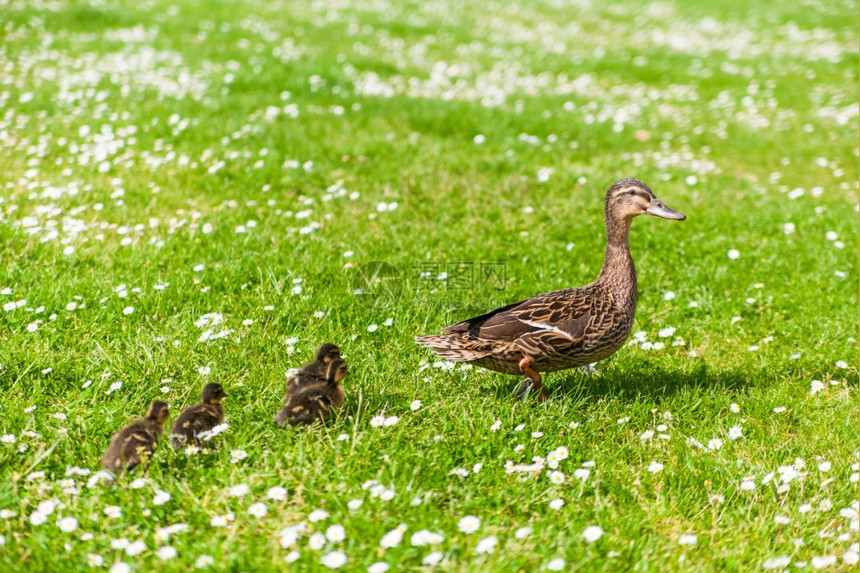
top-left (416, 177), bottom-right (685, 401)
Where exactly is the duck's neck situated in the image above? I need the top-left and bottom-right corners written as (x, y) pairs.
top-left (597, 214), bottom-right (638, 295)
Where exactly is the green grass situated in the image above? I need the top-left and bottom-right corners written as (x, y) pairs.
top-left (0, 0), bottom-right (857, 571)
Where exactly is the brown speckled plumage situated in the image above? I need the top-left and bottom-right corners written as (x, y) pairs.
top-left (102, 401), bottom-right (169, 473)
top-left (275, 359), bottom-right (348, 426)
top-left (416, 178), bottom-right (685, 400)
top-left (286, 343), bottom-right (342, 393)
top-left (170, 383), bottom-right (226, 448)
top-left (275, 344), bottom-right (341, 426)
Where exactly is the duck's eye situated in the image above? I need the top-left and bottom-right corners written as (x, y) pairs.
top-left (627, 190), bottom-right (637, 196)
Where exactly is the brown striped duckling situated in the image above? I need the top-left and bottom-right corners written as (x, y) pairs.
top-left (288, 343), bottom-right (341, 392)
top-left (274, 343), bottom-right (341, 426)
top-left (170, 383), bottom-right (227, 448)
top-left (275, 358), bottom-right (348, 426)
top-left (102, 401), bottom-right (170, 473)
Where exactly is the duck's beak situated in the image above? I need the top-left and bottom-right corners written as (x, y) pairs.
top-left (647, 198), bottom-right (686, 220)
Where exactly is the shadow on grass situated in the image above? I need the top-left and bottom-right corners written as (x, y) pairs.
top-left (483, 361), bottom-right (757, 404)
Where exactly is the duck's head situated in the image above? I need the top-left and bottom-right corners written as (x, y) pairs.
top-left (327, 358), bottom-right (349, 385)
top-left (146, 401), bottom-right (170, 424)
top-left (315, 343), bottom-right (342, 364)
top-left (201, 382), bottom-right (227, 404)
top-left (605, 178), bottom-right (686, 222)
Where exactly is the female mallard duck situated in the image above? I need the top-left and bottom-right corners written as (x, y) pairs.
top-left (416, 178), bottom-right (685, 402)
top-left (276, 358), bottom-right (348, 426)
top-left (102, 401), bottom-right (170, 473)
top-left (170, 383), bottom-right (227, 448)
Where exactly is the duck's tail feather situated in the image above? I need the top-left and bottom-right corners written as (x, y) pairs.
top-left (415, 334), bottom-right (495, 362)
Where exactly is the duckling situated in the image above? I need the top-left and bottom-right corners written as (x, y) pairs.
top-left (416, 178), bottom-right (686, 402)
top-left (170, 383), bottom-right (227, 448)
top-left (287, 343), bottom-right (341, 392)
top-left (277, 358), bottom-right (348, 426)
top-left (102, 401), bottom-right (170, 473)
top-left (274, 343), bottom-right (341, 426)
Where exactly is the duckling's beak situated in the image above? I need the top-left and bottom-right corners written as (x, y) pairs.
top-left (647, 199), bottom-right (686, 220)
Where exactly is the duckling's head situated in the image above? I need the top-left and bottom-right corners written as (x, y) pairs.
top-left (201, 383), bottom-right (227, 404)
top-left (326, 358), bottom-right (349, 384)
top-left (146, 401), bottom-right (170, 424)
top-left (315, 343), bottom-right (341, 364)
top-left (605, 178), bottom-right (686, 222)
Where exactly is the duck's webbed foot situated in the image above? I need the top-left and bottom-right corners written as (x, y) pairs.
top-left (516, 356), bottom-right (547, 402)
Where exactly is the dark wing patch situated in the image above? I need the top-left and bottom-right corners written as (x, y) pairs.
top-left (443, 288), bottom-right (594, 344)
top-left (441, 297), bottom-right (532, 334)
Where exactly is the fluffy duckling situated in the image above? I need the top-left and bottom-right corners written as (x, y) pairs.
top-left (274, 343), bottom-right (341, 426)
top-left (102, 401), bottom-right (170, 473)
top-left (287, 343), bottom-right (341, 392)
top-left (277, 358), bottom-right (348, 426)
top-left (170, 382), bottom-right (227, 448)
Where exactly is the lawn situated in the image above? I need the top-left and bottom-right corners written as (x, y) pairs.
top-left (0, 0), bottom-right (858, 571)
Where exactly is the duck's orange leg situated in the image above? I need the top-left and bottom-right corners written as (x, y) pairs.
top-left (516, 356), bottom-right (548, 402)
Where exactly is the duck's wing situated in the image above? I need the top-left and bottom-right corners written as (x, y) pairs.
top-left (170, 406), bottom-right (206, 443)
top-left (442, 288), bottom-right (593, 344)
top-left (288, 368), bottom-right (322, 391)
top-left (181, 405), bottom-right (222, 433)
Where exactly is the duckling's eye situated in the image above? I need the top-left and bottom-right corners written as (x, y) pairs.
top-left (627, 190), bottom-right (636, 195)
